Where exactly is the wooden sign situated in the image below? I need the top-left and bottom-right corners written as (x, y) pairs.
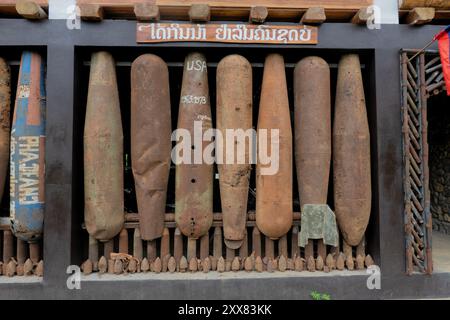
top-left (137, 23), bottom-right (318, 44)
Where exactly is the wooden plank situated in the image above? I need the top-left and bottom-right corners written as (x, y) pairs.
top-left (79, 3), bottom-right (104, 21)
top-left (300, 7), bottom-right (326, 24)
top-left (405, 7), bottom-right (435, 25)
top-left (399, 0), bottom-right (450, 10)
top-left (134, 2), bottom-right (159, 21)
top-left (16, 0), bottom-right (47, 19)
top-left (351, 7), bottom-right (371, 24)
top-left (137, 23), bottom-right (318, 44)
top-left (188, 3), bottom-right (210, 22)
top-left (249, 6), bottom-right (268, 23)
top-left (75, 1), bottom-right (373, 20)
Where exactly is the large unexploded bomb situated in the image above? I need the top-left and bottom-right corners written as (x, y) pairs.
top-left (256, 53), bottom-right (293, 240)
top-left (10, 51), bottom-right (46, 242)
top-left (131, 54), bottom-right (172, 241)
top-left (84, 51), bottom-right (124, 241)
top-left (333, 54), bottom-right (371, 247)
top-left (216, 54), bottom-right (252, 249)
top-left (175, 52), bottom-right (213, 239)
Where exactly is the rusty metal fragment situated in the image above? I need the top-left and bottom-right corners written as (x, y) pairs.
top-left (287, 258), bottom-right (294, 270)
top-left (217, 256), bottom-right (225, 272)
top-left (128, 258), bottom-right (137, 273)
top-left (326, 253), bottom-right (335, 270)
top-left (82, 259), bottom-right (93, 275)
top-left (256, 54), bottom-right (293, 240)
top-left (24, 258), bottom-right (33, 275)
top-left (98, 256), bottom-right (107, 273)
top-left (6, 260), bottom-right (16, 277)
top-left (278, 255), bottom-right (287, 272)
top-left (336, 253), bottom-right (345, 271)
top-left (179, 256), bottom-right (188, 272)
top-left (84, 51), bottom-right (124, 241)
top-left (131, 54), bottom-right (171, 241)
top-left (255, 256), bottom-right (263, 272)
top-left (346, 256), bottom-right (354, 271)
top-left (113, 259), bottom-right (123, 274)
top-left (333, 54), bottom-right (371, 246)
top-left (231, 257), bottom-right (240, 271)
top-left (365, 254), bottom-right (374, 267)
top-left (175, 52), bottom-right (213, 239)
top-left (153, 257), bottom-right (162, 273)
top-left (267, 259), bottom-right (275, 273)
top-left (202, 257), bottom-right (211, 273)
top-left (244, 257), bottom-right (253, 271)
top-left (168, 256), bottom-right (176, 273)
top-left (10, 52), bottom-right (45, 242)
top-left (294, 256), bottom-right (304, 271)
top-left (0, 57), bottom-right (10, 203)
top-left (307, 256), bottom-right (315, 272)
top-left (216, 54), bottom-right (252, 250)
top-left (141, 257), bottom-right (150, 272)
top-left (316, 255), bottom-right (324, 271)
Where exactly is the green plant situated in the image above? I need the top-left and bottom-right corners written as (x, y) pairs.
top-left (310, 291), bottom-right (331, 300)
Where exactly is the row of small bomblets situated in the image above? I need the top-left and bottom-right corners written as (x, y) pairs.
top-left (84, 51), bottom-right (371, 255)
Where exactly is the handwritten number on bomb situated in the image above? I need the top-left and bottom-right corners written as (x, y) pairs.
top-left (181, 95), bottom-right (207, 105)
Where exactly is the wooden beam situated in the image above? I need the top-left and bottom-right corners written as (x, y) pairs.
top-left (188, 3), bottom-right (210, 22)
top-left (399, 0), bottom-right (450, 10)
top-left (15, 0), bottom-right (47, 19)
top-left (134, 3), bottom-right (160, 21)
top-left (351, 6), bottom-right (371, 25)
top-left (300, 7), bottom-right (326, 24)
top-left (405, 7), bottom-right (435, 25)
top-left (79, 3), bottom-right (104, 21)
top-left (249, 6), bottom-right (268, 24)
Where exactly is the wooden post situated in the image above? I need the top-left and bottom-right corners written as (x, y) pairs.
top-left (265, 237), bottom-right (274, 259)
top-left (200, 233), bottom-right (209, 260)
top-left (88, 235), bottom-right (99, 271)
top-left (79, 4), bottom-right (104, 21)
top-left (134, 3), bottom-right (160, 21)
top-left (133, 228), bottom-right (143, 260)
top-left (300, 7), bottom-right (326, 25)
top-left (147, 240), bottom-right (157, 262)
top-left (249, 6), bottom-right (268, 24)
top-left (405, 7), bottom-right (435, 25)
top-left (2, 230), bottom-right (13, 263)
top-left (239, 230), bottom-right (248, 259)
top-left (29, 242), bottom-right (40, 264)
top-left (188, 4), bottom-right (210, 22)
top-left (160, 227), bottom-right (170, 258)
top-left (278, 234), bottom-right (288, 258)
top-left (291, 226), bottom-right (299, 258)
top-left (118, 228), bottom-right (128, 254)
top-left (187, 238), bottom-right (196, 261)
top-left (104, 239), bottom-right (114, 259)
top-left (16, 0), bottom-right (47, 20)
top-left (174, 228), bottom-right (183, 264)
top-left (351, 7), bottom-right (371, 25)
top-left (252, 226), bottom-right (261, 257)
top-left (213, 227), bottom-right (222, 260)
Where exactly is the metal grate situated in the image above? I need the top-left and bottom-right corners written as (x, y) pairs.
top-left (401, 50), bottom-right (433, 274)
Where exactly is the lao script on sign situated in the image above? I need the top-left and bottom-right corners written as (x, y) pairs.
top-left (137, 23), bottom-right (318, 44)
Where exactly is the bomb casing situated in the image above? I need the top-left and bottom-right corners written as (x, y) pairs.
top-left (10, 51), bottom-right (46, 242)
top-left (175, 52), bottom-right (213, 239)
top-left (131, 54), bottom-right (172, 241)
top-left (84, 51), bottom-right (124, 241)
top-left (216, 54), bottom-right (252, 249)
top-left (333, 54), bottom-right (371, 246)
top-left (256, 53), bottom-right (293, 240)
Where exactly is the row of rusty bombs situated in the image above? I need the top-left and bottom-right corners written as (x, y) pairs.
top-left (83, 251), bottom-right (375, 275)
top-left (0, 52), bottom-right (45, 276)
top-left (84, 51), bottom-right (371, 267)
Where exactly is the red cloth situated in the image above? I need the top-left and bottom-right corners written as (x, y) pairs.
top-left (434, 26), bottom-right (450, 96)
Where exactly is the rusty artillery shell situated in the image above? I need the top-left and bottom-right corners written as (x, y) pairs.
top-left (216, 55), bottom-right (252, 250)
top-left (239, 230), bottom-right (248, 259)
top-left (113, 259), bottom-right (123, 274)
top-left (179, 256), bottom-right (188, 272)
top-left (255, 256), bottom-right (263, 272)
top-left (278, 255), bottom-right (287, 272)
top-left (294, 256), bottom-right (303, 271)
top-left (128, 258), bottom-right (137, 273)
top-left (244, 257), bottom-right (253, 271)
top-left (141, 257), bottom-right (150, 272)
top-left (231, 257), bottom-right (240, 272)
top-left (0, 58), bottom-right (10, 202)
top-left (202, 257), bottom-right (211, 273)
top-left (6, 260), bottom-right (16, 277)
top-left (131, 54), bottom-right (171, 241)
top-left (168, 256), bottom-right (176, 273)
top-left (82, 259), bottom-right (93, 275)
top-left (10, 52), bottom-right (46, 242)
top-left (336, 253), bottom-right (345, 271)
top-left (294, 56), bottom-right (331, 210)
top-left (278, 234), bottom-right (288, 258)
top-left (175, 52), bottom-right (213, 239)
top-left (256, 54), bottom-right (293, 240)
top-left (217, 256), bottom-right (225, 273)
top-left (24, 258), bottom-right (33, 275)
top-left (326, 253), bottom-right (335, 270)
top-left (365, 254), bottom-right (374, 267)
top-left (333, 54), bottom-right (371, 246)
top-left (316, 255), bottom-right (324, 271)
top-left (17, 238), bottom-right (27, 265)
top-left (188, 257), bottom-right (197, 272)
top-left (84, 51), bottom-right (124, 241)
top-left (153, 257), bottom-right (162, 273)
top-left (98, 256), bottom-right (107, 273)
top-left (307, 256), bottom-right (315, 272)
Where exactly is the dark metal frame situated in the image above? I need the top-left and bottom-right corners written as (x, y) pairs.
top-left (0, 19), bottom-right (449, 299)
